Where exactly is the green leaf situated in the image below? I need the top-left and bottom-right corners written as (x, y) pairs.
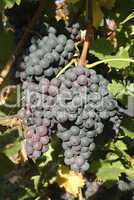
top-left (90, 38), bottom-right (114, 59)
top-left (121, 118), bottom-right (134, 139)
top-left (90, 160), bottom-right (111, 173)
top-left (121, 127), bottom-right (134, 139)
top-left (125, 168), bottom-right (134, 178)
top-left (3, 139), bottom-right (21, 157)
top-left (121, 12), bottom-right (134, 24)
top-left (0, 129), bottom-right (19, 150)
top-left (106, 153), bottom-right (119, 161)
top-left (107, 47), bottom-right (130, 69)
top-left (3, 0), bottom-right (16, 8)
top-left (0, 153), bottom-right (15, 176)
top-left (114, 140), bottom-right (127, 151)
top-left (2, 0), bottom-right (21, 8)
top-left (108, 80), bottom-right (125, 96)
top-left (38, 144), bottom-right (54, 167)
top-left (31, 175), bottom-right (40, 191)
top-left (0, 110), bottom-right (6, 116)
top-left (91, 160), bottom-right (125, 181)
top-left (0, 31), bottom-right (14, 67)
top-left (126, 84), bottom-right (134, 96)
top-left (97, 165), bottom-right (123, 181)
top-left (15, 0), bottom-right (21, 5)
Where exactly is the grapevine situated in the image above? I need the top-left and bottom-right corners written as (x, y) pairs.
top-left (0, 0), bottom-right (134, 199)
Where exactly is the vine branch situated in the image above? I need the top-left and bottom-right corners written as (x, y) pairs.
top-left (86, 58), bottom-right (134, 68)
top-left (0, 0), bottom-right (46, 85)
top-left (79, 0), bottom-right (94, 66)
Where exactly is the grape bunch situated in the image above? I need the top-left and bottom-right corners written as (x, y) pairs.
top-left (20, 61), bottom-right (121, 171)
top-left (65, 21), bottom-right (81, 41)
top-left (84, 179), bottom-right (102, 199)
top-left (19, 77), bottom-right (61, 158)
top-left (19, 25), bottom-right (75, 82)
top-left (53, 66), bottom-right (121, 172)
top-left (118, 175), bottom-right (134, 192)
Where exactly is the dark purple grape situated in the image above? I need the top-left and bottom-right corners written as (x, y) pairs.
top-left (48, 85), bottom-right (58, 96)
top-left (33, 142), bottom-right (42, 150)
top-left (33, 150), bottom-right (41, 158)
top-left (26, 144), bottom-right (33, 155)
top-left (75, 156), bottom-right (85, 167)
top-left (81, 162), bottom-right (90, 171)
top-left (77, 75), bottom-right (88, 86)
top-left (42, 145), bottom-right (49, 153)
top-left (40, 136), bottom-right (49, 145)
top-left (70, 136), bottom-right (80, 146)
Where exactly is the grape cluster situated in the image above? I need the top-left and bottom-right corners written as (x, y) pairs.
top-left (118, 175), bottom-right (134, 192)
top-left (84, 179), bottom-right (102, 199)
top-left (65, 21), bottom-right (81, 41)
top-left (53, 66), bottom-right (121, 172)
top-left (20, 62), bottom-right (121, 171)
top-left (19, 78), bottom-right (61, 158)
top-left (19, 26), bottom-right (75, 81)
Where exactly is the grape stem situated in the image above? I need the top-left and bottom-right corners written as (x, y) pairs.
top-left (0, 112), bottom-right (26, 127)
top-left (86, 58), bottom-right (134, 68)
top-left (56, 58), bottom-right (75, 78)
top-left (78, 188), bottom-right (83, 200)
top-left (79, 0), bottom-right (94, 66)
top-left (0, 0), bottom-right (46, 85)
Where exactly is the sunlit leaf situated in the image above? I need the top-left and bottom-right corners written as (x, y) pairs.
top-left (56, 165), bottom-right (84, 197)
top-left (15, 0), bottom-right (21, 5)
top-left (31, 175), bottom-right (40, 191)
top-left (121, 127), bottom-right (134, 139)
top-left (106, 153), bottom-right (119, 161)
top-left (108, 80), bottom-right (125, 96)
top-left (3, 139), bottom-right (21, 157)
top-left (114, 140), bottom-right (127, 151)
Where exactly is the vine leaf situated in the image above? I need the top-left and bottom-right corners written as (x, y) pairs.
top-left (106, 152), bottom-right (119, 161)
top-left (108, 80), bottom-right (125, 96)
top-left (97, 166), bottom-right (123, 181)
top-left (2, 0), bottom-right (21, 8)
top-left (90, 160), bottom-right (124, 181)
top-left (90, 38), bottom-right (114, 59)
top-left (90, 46), bottom-right (131, 69)
top-left (107, 47), bottom-right (130, 69)
top-left (15, 0), bottom-right (21, 5)
top-left (126, 83), bottom-right (134, 96)
top-left (121, 119), bottom-right (134, 139)
top-left (31, 175), bottom-right (40, 192)
top-left (114, 140), bottom-right (127, 151)
top-left (56, 165), bottom-right (84, 197)
top-left (0, 31), bottom-right (14, 67)
top-left (125, 168), bottom-right (134, 178)
top-left (121, 127), bottom-right (134, 139)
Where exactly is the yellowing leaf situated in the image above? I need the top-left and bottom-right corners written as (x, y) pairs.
top-left (99, 0), bottom-right (116, 9)
top-left (56, 165), bottom-right (84, 197)
top-left (93, 0), bottom-right (104, 28)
